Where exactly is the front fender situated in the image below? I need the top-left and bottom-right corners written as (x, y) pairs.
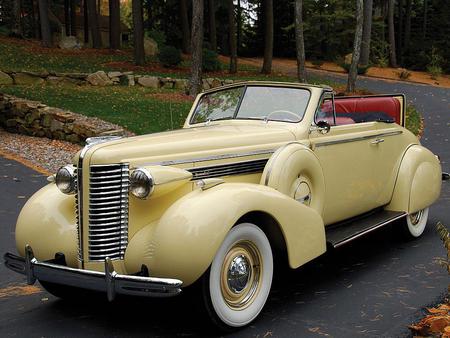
top-left (125, 183), bottom-right (326, 286)
top-left (15, 184), bottom-right (78, 267)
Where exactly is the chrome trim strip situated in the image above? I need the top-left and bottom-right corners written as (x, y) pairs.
top-left (314, 131), bottom-right (402, 148)
top-left (333, 212), bottom-right (407, 248)
top-left (188, 158), bottom-right (269, 180)
top-left (140, 149), bottom-right (276, 167)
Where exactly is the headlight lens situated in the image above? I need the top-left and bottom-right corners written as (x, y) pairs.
top-left (55, 165), bottom-right (76, 194)
top-left (130, 168), bottom-right (154, 199)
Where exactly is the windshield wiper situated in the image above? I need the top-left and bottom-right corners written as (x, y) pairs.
top-left (206, 116), bottom-right (234, 123)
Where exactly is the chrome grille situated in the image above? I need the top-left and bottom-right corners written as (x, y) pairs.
top-left (88, 164), bottom-right (129, 261)
top-left (188, 159), bottom-right (268, 180)
top-left (74, 168), bottom-right (82, 261)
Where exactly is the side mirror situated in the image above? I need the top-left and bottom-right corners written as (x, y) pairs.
top-left (311, 120), bottom-right (331, 134)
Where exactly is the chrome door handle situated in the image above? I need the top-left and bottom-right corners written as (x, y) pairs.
top-left (371, 138), bottom-right (385, 145)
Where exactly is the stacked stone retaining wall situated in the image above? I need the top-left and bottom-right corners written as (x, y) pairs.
top-left (0, 93), bottom-right (132, 144)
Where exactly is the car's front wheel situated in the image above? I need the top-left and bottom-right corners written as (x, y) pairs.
top-left (203, 223), bottom-right (273, 330)
top-left (402, 207), bottom-right (429, 238)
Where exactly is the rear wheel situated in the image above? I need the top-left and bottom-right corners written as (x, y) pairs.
top-left (402, 207), bottom-right (429, 238)
top-left (203, 223), bottom-right (273, 330)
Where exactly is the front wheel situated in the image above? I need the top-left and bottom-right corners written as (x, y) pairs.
top-left (402, 207), bottom-right (429, 238)
top-left (203, 223), bottom-right (273, 330)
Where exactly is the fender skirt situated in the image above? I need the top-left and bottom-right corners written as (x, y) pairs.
top-left (125, 183), bottom-right (326, 286)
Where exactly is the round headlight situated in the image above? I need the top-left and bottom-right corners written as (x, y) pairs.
top-left (130, 168), bottom-right (154, 199)
top-left (55, 165), bottom-right (76, 194)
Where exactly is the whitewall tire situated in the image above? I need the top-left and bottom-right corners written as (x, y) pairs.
top-left (203, 223), bottom-right (273, 329)
top-left (404, 207), bottom-right (429, 238)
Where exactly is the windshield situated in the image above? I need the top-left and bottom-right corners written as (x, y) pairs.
top-left (190, 86), bottom-right (310, 124)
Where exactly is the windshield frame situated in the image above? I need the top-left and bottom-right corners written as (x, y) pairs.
top-left (189, 84), bottom-right (312, 125)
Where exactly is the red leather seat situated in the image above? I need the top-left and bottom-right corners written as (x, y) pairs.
top-left (320, 97), bottom-right (401, 125)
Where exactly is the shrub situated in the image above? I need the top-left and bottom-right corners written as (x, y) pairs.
top-left (427, 65), bottom-right (442, 80)
top-left (158, 46), bottom-right (182, 67)
top-left (427, 47), bottom-right (444, 80)
top-left (397, 69), bottom-right (411, 80)
top-left (202, 49), bottom-right (221, 72)
top-left (146, 29), bottom-right (166, 48)
top-left (311, 59), bottom-right (324, 68)
top-left (340, 63), bottom-right (370, 75)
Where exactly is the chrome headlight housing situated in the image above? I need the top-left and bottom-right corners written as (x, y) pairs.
top-left (130, 168), bottom-right (154, 199)
top-left (55, 165), bottom-right (76, 194)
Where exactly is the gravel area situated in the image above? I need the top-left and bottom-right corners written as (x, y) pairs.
top-left (0, 127), bottom-right (82, 174)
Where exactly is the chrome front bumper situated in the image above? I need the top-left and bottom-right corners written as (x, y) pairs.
top-left (4, 245), bottom-right (182, 301)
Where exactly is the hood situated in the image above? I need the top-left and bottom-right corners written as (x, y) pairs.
top-left (82, 124), bottom-right (296, 167)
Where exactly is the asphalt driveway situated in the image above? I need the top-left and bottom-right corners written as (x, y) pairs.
top-left (0, 75), bottom-right (448, 337)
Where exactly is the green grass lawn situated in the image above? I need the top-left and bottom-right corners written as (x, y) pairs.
top-left (0, 83), bottom-right (421, 137)
top-left (0, 84), bottom-right (193, 135)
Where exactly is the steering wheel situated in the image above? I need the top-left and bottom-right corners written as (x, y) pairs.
top-left (265, 110), bottom-right (300, 121)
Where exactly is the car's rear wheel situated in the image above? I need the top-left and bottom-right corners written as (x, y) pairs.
top-left (203, 223), bottom-right (273, 330)
top-left (402, 207), bottom-right (429, 238)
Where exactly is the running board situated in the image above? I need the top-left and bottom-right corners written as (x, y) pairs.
top-left (326, 210), bottom-right (407, 248)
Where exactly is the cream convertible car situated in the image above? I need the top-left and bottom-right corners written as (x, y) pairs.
top-left (4, 82), bottom-right (446, 329)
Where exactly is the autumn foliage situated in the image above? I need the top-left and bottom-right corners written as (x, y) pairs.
top-left (410, 222), bottom-right (450, 337)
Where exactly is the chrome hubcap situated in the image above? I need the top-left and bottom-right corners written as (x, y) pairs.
top-left (220, 241), bottom-right (262, 310)
top-left (227, 255), bottom-right (251, 293)
top-left (409, 209), bottom-right (424, 226)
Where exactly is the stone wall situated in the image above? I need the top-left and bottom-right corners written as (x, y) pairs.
top-left (0, 70), bottom-right (236, 91)
top-left (0, 93), bottom-right (132, 144)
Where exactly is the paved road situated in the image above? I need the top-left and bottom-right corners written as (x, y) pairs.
top-left (0, 76), bottom-right (448, 337)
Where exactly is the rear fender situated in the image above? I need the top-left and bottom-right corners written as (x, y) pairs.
top-left (386, 145), bottom-right (441, 213)
top-left (125, 183), bottom-right (326, 286)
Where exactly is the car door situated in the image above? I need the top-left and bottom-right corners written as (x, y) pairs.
top-left (309, 95), bottom-right (395, 225)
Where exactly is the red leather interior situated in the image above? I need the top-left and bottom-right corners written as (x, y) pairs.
top-left (321, 96), bottom-right (402, 125)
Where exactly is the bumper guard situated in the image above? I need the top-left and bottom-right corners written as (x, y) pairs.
top-left (4, 245), bottom-right (182, 301)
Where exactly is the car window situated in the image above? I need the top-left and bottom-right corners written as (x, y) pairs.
top-left (191, 87), bottom-right (244, 124)
top-left (237, 87), bottom-right (309, 122)
top-left (190, 86), bottom-right (310, 124)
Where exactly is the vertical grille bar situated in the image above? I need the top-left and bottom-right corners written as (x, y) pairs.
top-left (88, 164), bottom-right (129, 261)
top-left (74, 168), bottom-right (82, 261)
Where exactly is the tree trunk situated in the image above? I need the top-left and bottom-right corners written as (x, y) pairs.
top-left (11, 0), bottom-right (22, 36)
top-left (237, 0), bottom-right (242, 54)
top-left (64, 0), bottom-right (70, 36)
top-left (70, 0), bottom-right (77, 36)
top-left (189, 0), bottom-right (204, 96)
top-left (180, 0), bottom-right (191, 54)
top-left (228, 0), bottom-right (237, 73)
top-left (38, 0), bottom-right (51, 47)
top-left (388, 0), bottom-right (397, 67)
top-left (294, 0), bottom-right (307, 83)
top-left (132, 0), bottom-right (145, 65)
top-left (87, 0), bottom-right (102, 48)
top-left (209, 0), bottom-right (217, 51)
top-left (109, 0), bottom-right (121, 49)
top-left (422, 0), bottom-right (427, 41)
top-left (360, 0), bottom-right (373, 66)
top-left (261, 0), bottom-right (273, 74)
top-left (346, 0), bottom-right (364, 93)
top-left (83, 0), bottom-right (89, 43)
top-left (30, 0), bottom-right (40, 38)
top-left (398, 0), bottom-right (404, 64)
top-left (146, 0), bottom-right (152, 30)
top-left (404, 0), bottom-right (412, 52)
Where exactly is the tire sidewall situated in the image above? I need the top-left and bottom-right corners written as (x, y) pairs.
top-left (406, 207), bottom-right (429, 238)
top-left (206, 223), bottom-right (273, 328)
